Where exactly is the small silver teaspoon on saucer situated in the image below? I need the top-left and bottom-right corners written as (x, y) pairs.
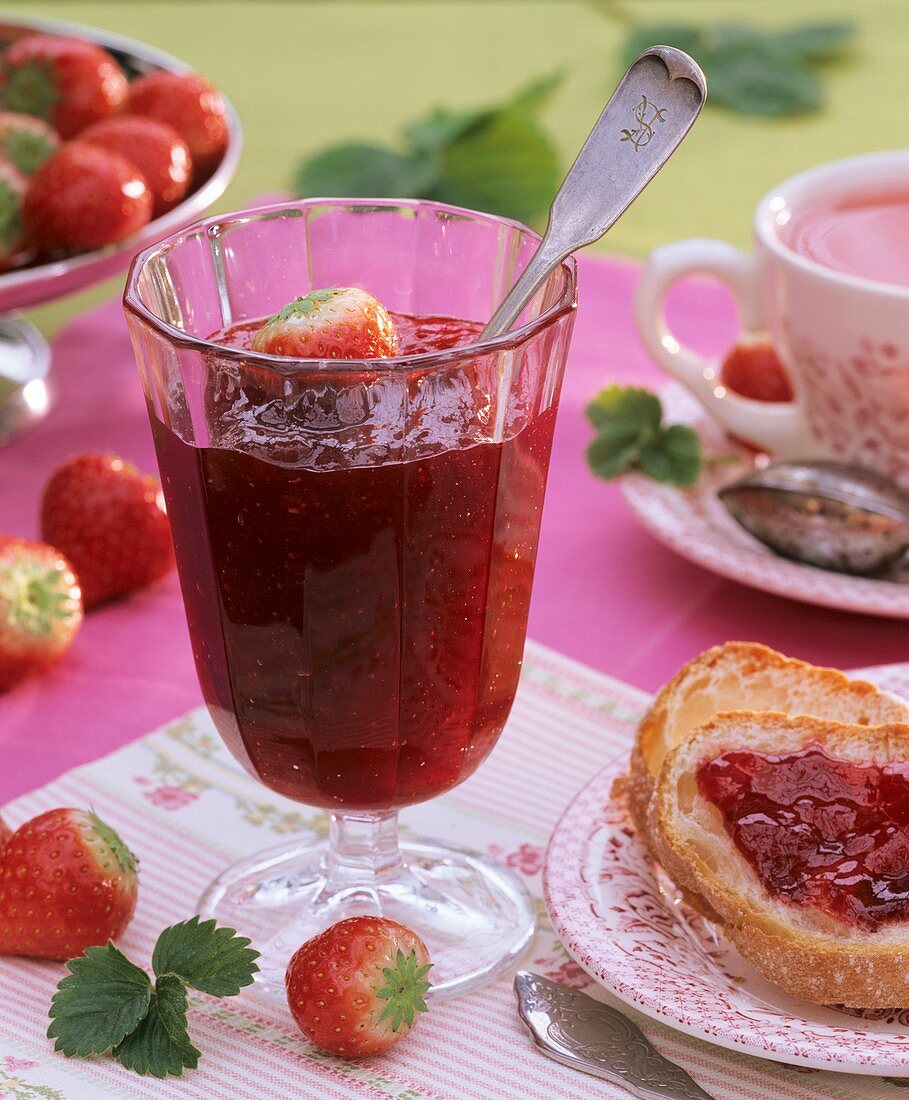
top-left (719, 460), bottom-right (909, 575)
top-left (514, 972), bottom-right (717, 1099)
top-left (481, 46), bottom-right (706, 341)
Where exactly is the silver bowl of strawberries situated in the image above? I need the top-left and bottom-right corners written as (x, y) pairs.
top-left (0, 14), bottom-right (242, 441)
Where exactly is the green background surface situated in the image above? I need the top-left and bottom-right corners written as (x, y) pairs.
top-left (18, 0), bottom-right (909, 336)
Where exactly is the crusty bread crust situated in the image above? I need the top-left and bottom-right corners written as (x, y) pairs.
top-left (654, 712), bottom-right (909, 1007)
top-left (628, 642), bottom-right (909, 855)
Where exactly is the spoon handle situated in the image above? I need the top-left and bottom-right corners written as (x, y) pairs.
top-left (481, 46), bottom-right (706, 340)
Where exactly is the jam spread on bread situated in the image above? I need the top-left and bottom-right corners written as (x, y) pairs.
top-left (698, 746), bottom-right (909, 929)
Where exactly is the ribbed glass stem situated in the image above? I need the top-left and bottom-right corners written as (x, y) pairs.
top-left (322, 812), bottom-right (403, 885)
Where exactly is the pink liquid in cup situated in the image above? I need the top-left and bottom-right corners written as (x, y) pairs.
top-left (783, 189), bottom-right (909, 286)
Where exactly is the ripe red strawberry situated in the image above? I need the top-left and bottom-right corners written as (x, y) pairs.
top-left (721, 339), bottom-right (794, 403)
top-left (253, 287), bottom-right (399, 359)
top-left (23, 142), bottom-right (152, 254)
top-left (0, 814), bottom-right (11, 850)
top-left (286, 916), bottom-right (432, 1058)
top-left (128, 70), bottom-right (228, 179)
top-left (0, 808), bottom-right (137, 960)
top-left (0, 34), bottom-right (128, 139)
top-left (0, 160), bottom-right (28, 271)
top-left (0, 111), bottom-right (58, 176)
top-left (0, 536), bottom-right (82, 692)
top-left (80, 115), bottom-right (192, 217)
top-left (41, 453), bottom-right (174, 610)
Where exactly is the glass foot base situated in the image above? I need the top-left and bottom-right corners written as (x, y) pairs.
top-left (198, 834), bottom-right (535, 1002)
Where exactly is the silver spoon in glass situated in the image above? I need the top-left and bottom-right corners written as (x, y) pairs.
top-left (481, 46), bottom-right (707, 340)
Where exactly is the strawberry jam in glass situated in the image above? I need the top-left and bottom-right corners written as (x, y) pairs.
top-left (124, 200), bottom-right (577, 997)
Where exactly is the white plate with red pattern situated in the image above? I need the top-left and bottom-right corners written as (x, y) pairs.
top-left (544, 750), bottom-right (909, 1075)
top-left (620, 383), bottom-right (909, 619)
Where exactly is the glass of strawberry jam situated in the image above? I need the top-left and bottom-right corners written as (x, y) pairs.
top-left (123, 199), bottom-right (577, 997)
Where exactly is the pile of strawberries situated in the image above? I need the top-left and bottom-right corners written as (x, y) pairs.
top-left (0, 452), bottom-right (175, 692)
top-left (0, 31), bottom-right (229, 269)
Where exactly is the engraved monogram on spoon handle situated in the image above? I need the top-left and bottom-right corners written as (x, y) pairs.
top-left (481, 46), bottom-right (706, 341)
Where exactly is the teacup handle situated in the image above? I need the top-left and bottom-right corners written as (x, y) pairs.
top-left (634, 238), bottom-right (811, 456)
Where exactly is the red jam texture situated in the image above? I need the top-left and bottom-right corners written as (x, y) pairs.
top-left (697, 746), bottom-right (909, 929)
top-left (153, 310), bottom-right (556, 813)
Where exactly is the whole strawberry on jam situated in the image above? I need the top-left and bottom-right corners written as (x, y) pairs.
top-left (41, 453), bottom-right (174, 610)
top-left (0, 34), bottom-right (128, 139)
top-left (0, 536), bottom-right (82, 692)
top-left (253, 287), bottom-right (399, 359)
top-left (80, 115), bottom-right (192, 217)
top-left (24, 142), bottom-right (152, 253)
top-left (128, 70), bottom-right (228, 179)
top-left (0, 160), bottom-right (28, 271)
top-left (721, 338), bottom-right (794, 403)
top-left (286, 916), bottom-right (432, 1058)
top-left (0, 808), bottom-right (137, 960)
top-left (0, 111), bottom-right (58, 176)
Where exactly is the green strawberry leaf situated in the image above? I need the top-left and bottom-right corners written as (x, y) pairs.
top-left (430, 106), bottom-right (559, 225)
top-left (48, 943), bottom-right (152, 1056)
top-left (638, 424), bottom-right (703, 486)
top-left (404, 107), bottom-right (484, 153)
top-left (586, 385), bottom-right (662, 435)
top-left (151, 915), bottom-right (260, 997)
top-left (586, 432), bottom-right (641, 481)
top-left (112, 975), bottom-right (200, 1078)
top-left (621, 25), bottom-right (705, 69)
top-left (586, 386), bottom-right (704, 486)
top-left (770, 21), bottom-right (856, 60)
top-left (707, 44), bottom-right (822, 117)
top-left (294, 74), bottom-right (561, 225)
top-left (293, 143), bottom-right (437, 199)
top-left (620, 20), bottom-right (854, 117)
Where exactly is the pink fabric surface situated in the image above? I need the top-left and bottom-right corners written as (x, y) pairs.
top-left (1, 254), bottom-right (907, 803)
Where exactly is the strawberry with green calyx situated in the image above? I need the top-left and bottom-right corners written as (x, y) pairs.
top-left (24, 143), bottom-right (152, 253)
top-left (0, 34), bottom-right (128, 139)
top-left (48, 916), bottom-right (260, 1078)
top-left (0, 808), bottom-right (137, 959)
top-left (0, 111), bottom-right (58, 176)
top-left (0, 536), bottom-right (82, 691)
top-left (286, 916), bottom-right (432, 1058)
top-left (0, 161), bottom-right (27, 271)
top-left (41, 452), bottom-right (174, 609)
top-left (252, 287), bottom-right (399, 360)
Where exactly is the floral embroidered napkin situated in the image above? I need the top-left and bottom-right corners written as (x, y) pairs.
top-left (1, 642), bottom-right (907, 1099)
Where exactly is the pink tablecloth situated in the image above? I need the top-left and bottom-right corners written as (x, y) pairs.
top-left (2, 254), bottom-right (906, 802)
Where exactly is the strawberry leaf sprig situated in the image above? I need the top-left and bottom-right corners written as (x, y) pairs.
top-left (48, 916), bottom-right (260, 1078)
top-left (586, 385), bottom-right (702, 487)
top-left (293, 74), bottom-right (561, 228)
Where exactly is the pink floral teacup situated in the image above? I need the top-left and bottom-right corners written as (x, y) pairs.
top-left (635, 150), bottom-right (909, 490)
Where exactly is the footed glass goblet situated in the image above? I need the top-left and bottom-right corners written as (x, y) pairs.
top-left (124, 199), bottom-right (577, 998)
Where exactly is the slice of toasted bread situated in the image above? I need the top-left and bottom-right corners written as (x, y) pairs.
top-left (627, 642), bottom-right (909, 855)
top-left (653, 711), bottom-right (909, 1007)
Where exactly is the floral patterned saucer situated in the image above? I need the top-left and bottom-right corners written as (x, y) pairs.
top-left (543, 750), bottom-right (909, 1075)
top-left (620, 383), bottom-right (909, 619)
